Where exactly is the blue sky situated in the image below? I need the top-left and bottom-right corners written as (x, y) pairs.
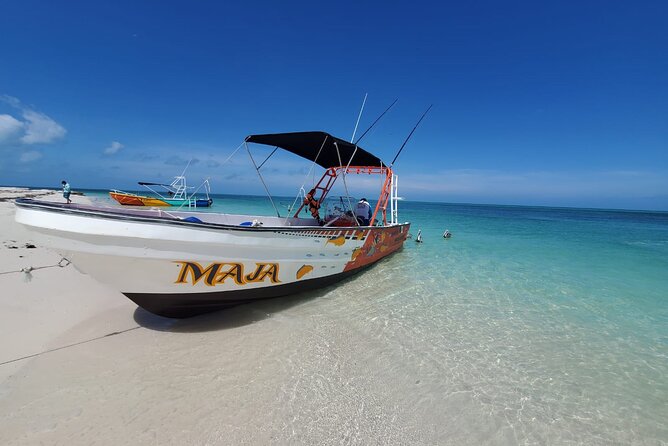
top-left (1, 0), bottom-right (666, 210)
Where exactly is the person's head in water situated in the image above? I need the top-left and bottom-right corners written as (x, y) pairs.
top-left (360, 198), bottom-right (367, 202)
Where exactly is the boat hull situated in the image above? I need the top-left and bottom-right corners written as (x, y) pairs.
top-left (15, 200), bottom-right (409, 318)
top-left (126, 268), bottom-right (365, 317)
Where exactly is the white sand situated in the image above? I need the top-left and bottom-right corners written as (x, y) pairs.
top-left (0, 188), bottom-right (137, 381)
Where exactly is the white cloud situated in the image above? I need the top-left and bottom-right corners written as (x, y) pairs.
top-left (19, 150), bottom-right (43, 163)
top-left (20, 109), bottom-right (67, 144)
top-left (0, 95), bottom-right (66, 146)
top-left (0, 114), bottom-right (24, 143)
top-left (104, 141), bottom-right (124, 155)
top-left (1, 95), bottom-right (21, 108)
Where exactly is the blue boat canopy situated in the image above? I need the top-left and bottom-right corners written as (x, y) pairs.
top-left (245, 131), bottom-right (385, 169)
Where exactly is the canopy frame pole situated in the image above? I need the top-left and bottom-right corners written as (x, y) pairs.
top-left (244, 142), bottom-right (281, 218)
top-left (290, 135), bottom-right (329, 219)
top-left (336, 142), bottom-right (359, 226)
top-left (368, 165), bottom-right (392, 226)
top-left (257, 146), bottom-right (279, 170)
top-left (390, 173), bottom-right (398, 225)
top-left (343, 139), bottom-right (387, 227)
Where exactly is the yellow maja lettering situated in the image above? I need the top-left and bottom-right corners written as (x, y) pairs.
top-left (174, 261), bottom-right (280, 286)
top-left (213, 263), bottom-right (244, 285)
top-left (174, 261), bottom-right (220, 286)
top-left (245, 263), bottom-right (280, 284)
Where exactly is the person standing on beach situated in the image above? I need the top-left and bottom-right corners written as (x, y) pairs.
top-left (61, 180), bottom-right (72, 204)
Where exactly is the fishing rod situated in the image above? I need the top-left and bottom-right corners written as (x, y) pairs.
top-left (390, 104), bottom-right (433, 167)
top-left (353, 98), bottom-right (398, 145)
top-left (351, 93), bottom-right (368, 143)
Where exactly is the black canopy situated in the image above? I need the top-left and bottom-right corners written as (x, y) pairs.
top-left (138, 182), bottom-right (171, 187)
top-left (245, 131), bottom-right (385, 169)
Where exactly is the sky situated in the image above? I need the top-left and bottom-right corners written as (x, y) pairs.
top-left (1, 0), bottom-right (666, 210)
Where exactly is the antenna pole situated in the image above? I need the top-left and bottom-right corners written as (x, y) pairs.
top-left (390, 104), bottom-right (433, 167)
top-left (354, 98), bottom-right (398, 145)
top-left (351, 93), bottom-right (368, 143)
top-left (179, 158), bottom-right (192, 177)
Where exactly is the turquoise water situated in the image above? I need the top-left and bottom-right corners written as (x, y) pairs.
top-left (84, 190), bottom-right (668, 442)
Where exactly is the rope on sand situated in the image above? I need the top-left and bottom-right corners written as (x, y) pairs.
top-left (0, 326), bottom-right (142, 366)
top-left (0, 257), bottom-right (71, 282)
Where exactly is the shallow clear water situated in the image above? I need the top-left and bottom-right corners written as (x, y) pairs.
top-left (38, 191), bottom-right (668, 442)
top-left (390, 202), bottom-right (668, 443)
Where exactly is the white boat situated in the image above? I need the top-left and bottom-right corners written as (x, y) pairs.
top-left (15, 131), bottom-right (411, 318)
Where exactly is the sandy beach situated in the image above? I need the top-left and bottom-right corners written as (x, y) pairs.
top-left (0, 189), bottom-right (138, 381)
top-left (0, 188), bottom-right (422, 445)
top-left (2, 188), bottom-right (666, 445)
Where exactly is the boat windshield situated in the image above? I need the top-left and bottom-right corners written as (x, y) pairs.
top-left (322, 196), bottom-right (358, 227)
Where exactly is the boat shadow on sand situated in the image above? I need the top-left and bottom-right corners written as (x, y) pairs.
top-left (132, 286), bottom-right (334, 333)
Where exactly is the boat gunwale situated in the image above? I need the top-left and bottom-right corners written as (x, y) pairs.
top-left (14, 198), bottom-right (408, 233)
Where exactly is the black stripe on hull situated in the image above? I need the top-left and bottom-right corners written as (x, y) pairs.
top-left (124, 267), bottom-right (367, 318)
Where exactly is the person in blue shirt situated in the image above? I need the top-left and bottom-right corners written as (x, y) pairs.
top-left (61, 180), bottom-right (72, 204)
top-left (355, 198), bottom-right (372, 226)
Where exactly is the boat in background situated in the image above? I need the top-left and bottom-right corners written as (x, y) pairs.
top-left (110, 175), bottom-right (213, 208)
top-left (16, 131), bottom-right (410, 318)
